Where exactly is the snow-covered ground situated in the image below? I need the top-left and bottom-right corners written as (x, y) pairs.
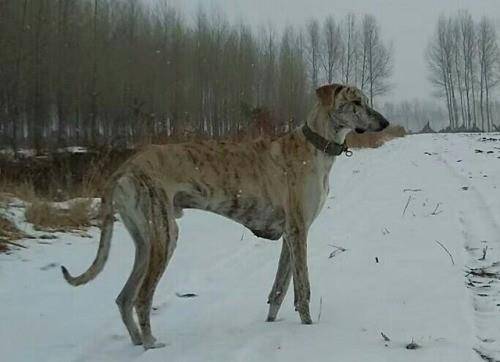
top-left (2, 133), bottom-right (500, 362)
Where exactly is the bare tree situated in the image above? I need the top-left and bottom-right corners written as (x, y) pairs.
top-left (258, 25), bottom-right (278, 110)
top-left (427, 16), bottom-right (460, 129)
top-left (427, 12), bottom-right (499, 131)
top-left (478, 17), bottom-right (499, 131)
top-left (321, 16), bottom-right (342, 83)
top-left (458, 11), bottom-right (476, 128)
top-left (278, 26), bottom-right (308, 126)
top-left (451, 18), bottom-right (467, 128)
top-left (360, 14), bottom-right (393, 106)
top-left (340, 13), bottom-right (358, 85)
top-left (305, 19), bottom-right (321, 89)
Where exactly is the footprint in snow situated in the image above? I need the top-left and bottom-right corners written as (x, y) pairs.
top-left (176, 292), bottom-right (198, 298)
top-left (40, 262), bottom-right (59, 271)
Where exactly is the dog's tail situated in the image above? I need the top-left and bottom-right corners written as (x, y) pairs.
top-left (61, 182), bottom-right (116, 287)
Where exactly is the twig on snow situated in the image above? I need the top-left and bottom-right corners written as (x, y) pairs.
top-left (479, 246), bottom-right (488, 261)
top-left (317, 296), bottom-right (323, 323)
top-left (430, 202), bottom-right (443, 216)
top-left (406, 339), bottom-right (421, 350)
top-left (403, 189), bottom-right (422, 193)
top-left (434, 240), bottom-right (455, 265)
top-left (328, 245), bottom-right (347, 259)
top-left (381, 332), bottom-right (391, 342)
top-left (0, 238), bottom-right (27, 249)
top-left (175, 292), bottom-right (198, 298)
top-left (402, 196), bottom-right (413, 217)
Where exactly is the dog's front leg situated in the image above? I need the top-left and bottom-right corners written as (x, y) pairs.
top-left (286, 223), bottom-right (313, 324)
top-left (266, 238), bottom-right (292, 322)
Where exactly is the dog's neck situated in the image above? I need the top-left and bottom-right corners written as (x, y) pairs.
top-left (305, 104), bottom-right (350, 146)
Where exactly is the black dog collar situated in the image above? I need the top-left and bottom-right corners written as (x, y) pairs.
top-left (301, 124), bottom-right (351, 157)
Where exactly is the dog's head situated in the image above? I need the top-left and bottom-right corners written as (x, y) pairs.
top-left (316, 84), bottom-right (389, 134)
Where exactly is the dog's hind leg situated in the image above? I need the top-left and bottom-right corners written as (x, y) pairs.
top-left (134, 186), bottom-right (178, 349)
top-left (136, 215), bottom-right (178, 349)
top-left (266, 238), bottom-right (292, 322)
top-left (113, 176), bottom-right (152, 346)
top-left (115, 213), bottom-right (151, 345)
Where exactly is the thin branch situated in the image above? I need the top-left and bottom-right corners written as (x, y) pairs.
top-left (402, 196), bottom-right (413, 217)
top-left (175, 292), bottom-right (198, 298)
top-left (328, 245), bottom-right (347, 258)
top-left (434, 240), bottom-right (455, 265)
top-left (381, 332), bottom-right (391, 342)
top-left (0, 238), bottom-right (27, 249)
top-left (317, 296), bottom-right (323, 323)
top-left (406, 339), bottom-right (421, 350)
top-left (430, 202), bottom-right (443, 216)
top-left (479, 246), bottom-right (488, 261)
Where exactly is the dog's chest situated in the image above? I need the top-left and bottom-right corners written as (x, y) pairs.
top-left (213, 197), bottom-right (286, 240)
top-left (316, 174), bottom-right (330, 212)
top-left (175, 190), bottom-right (285, 240)
top-left (303, 170), bottom-right (331, 224)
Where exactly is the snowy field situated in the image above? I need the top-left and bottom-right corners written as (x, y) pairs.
top-left (2, 133), bottom-right (500, 362)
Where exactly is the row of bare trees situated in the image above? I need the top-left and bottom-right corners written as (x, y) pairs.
top-left (305, 14), bottom-right (393, 107)
top-left (426, 11), bottom-right (500, 132)
top-left (0, 0), bottom-right (393, 153)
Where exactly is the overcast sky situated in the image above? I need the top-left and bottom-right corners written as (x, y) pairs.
top-left (164, 0), bottom-right (500, 103)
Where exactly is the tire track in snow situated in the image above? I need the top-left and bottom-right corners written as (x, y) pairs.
top-left (437, 139), bottom-right (500, 361)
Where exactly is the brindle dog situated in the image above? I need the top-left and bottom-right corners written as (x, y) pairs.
top-left (61, 84), bottom-right (389, 349)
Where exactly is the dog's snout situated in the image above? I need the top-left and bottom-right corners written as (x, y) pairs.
top-left (368, 107), bottom-right (389, 131)
top-left (379, 118), bottom-right (389, 131)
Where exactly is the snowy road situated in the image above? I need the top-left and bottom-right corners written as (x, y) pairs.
top-left (2, 133), bottom-right (500, 362)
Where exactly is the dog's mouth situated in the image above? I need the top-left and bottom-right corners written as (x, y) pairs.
top-left (377, 119), bottom-right (390, 132)
top-left (355, 128), bottom-right (366, 134)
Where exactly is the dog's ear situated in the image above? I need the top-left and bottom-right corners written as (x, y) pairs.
top-left (315, 84), bottom-right (343, 107)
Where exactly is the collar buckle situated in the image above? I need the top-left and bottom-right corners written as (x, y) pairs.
top-left (302, 124), bottom-right (352, 158)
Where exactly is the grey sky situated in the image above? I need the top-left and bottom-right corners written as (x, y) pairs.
top-left (166, 0), bottom-right (500, 103)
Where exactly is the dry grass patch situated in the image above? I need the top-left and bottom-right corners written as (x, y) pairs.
top-left (78, 158), bottom-right (111, 198)
top-left (25, 199), bottom-right (92, 232)
top-left (0, 214), bottom-right (28, 252)
top-left (0, 181), bottom-right (37, 203)
top-left (347, 125), bottom-right (406, 149)
top-left (76, 148), bottom-right (130, 198)
top-left (2, 170), bottom-right (96, 233)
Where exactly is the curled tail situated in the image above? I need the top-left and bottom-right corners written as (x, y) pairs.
top-left (61, 185), bottom-right (115, 286)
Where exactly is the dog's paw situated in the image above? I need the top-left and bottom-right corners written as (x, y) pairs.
top-left (143, 341), bottom-right (167, 350)
top-left (267, 303), bottom-right (281, 322)
top-left (131, 338), bottom-right (143, 346)
top-left (301, 318), bottom-right (313, 325)
top-left (142, 336), bottom-right (167, 350)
